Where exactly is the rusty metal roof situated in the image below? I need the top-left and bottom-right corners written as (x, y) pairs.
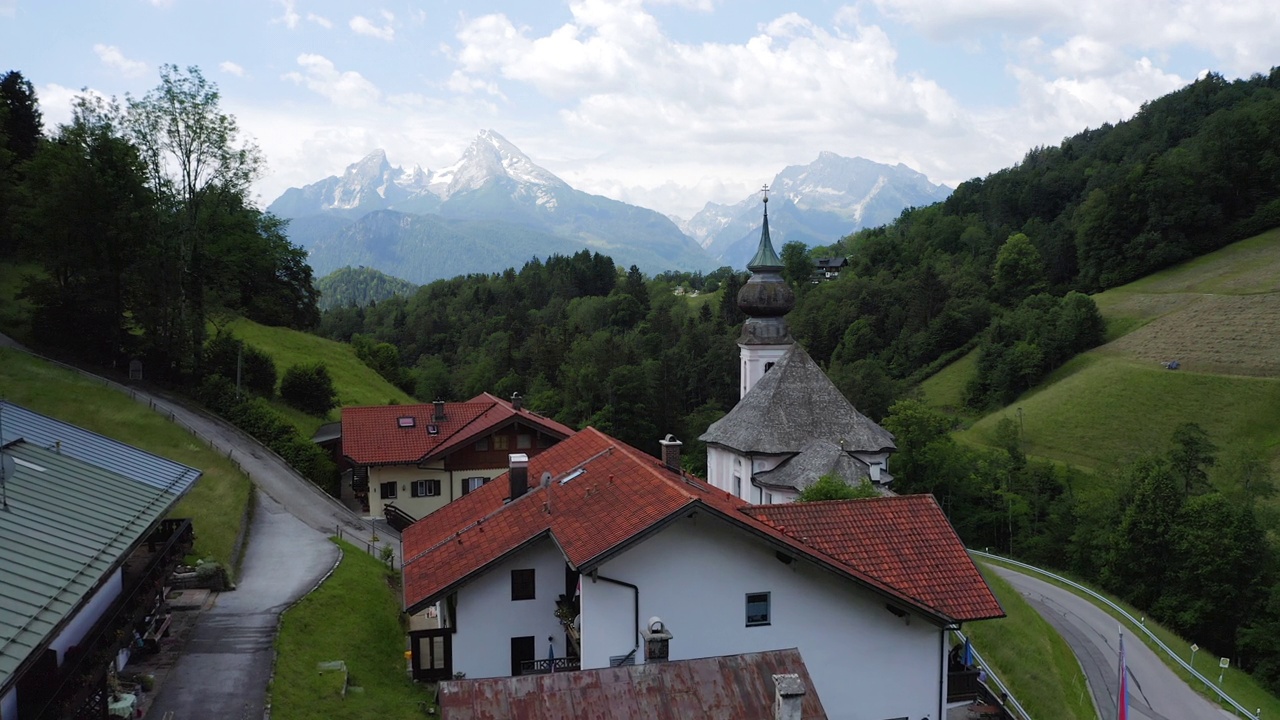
top-left (438, 648), bottom-right (827, 720)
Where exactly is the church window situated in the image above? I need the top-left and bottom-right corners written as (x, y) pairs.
top-left (764, 362), bottom-right (775, 372)
top-left (751, 485), bottom-right (762, 504)
top-left (765, 491), bottom-right (773, 503)
top-left (733, 475), bottom-right (741, 497)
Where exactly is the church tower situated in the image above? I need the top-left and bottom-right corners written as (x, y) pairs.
top-left (736, 187), bottom-right (795, 398)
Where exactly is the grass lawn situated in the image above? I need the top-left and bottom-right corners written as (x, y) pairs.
top-left (978, 555), bottom-right (1280, 718)
top-left (918, 347), bottom-right (977, 414)
top-left (0, 348), bottom-right (252, 568)
top-left (221, 317), bottom-right (414, 436)
top-left (965, 565), bottom-right (1095, 720)
top-left (270, 538), bottom-right (433, 720)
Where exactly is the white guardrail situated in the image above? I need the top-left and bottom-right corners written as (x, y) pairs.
top-left (951, 627), bottom-right (1033, 720)
top-left (970, 550), bottom-right (1259, 720)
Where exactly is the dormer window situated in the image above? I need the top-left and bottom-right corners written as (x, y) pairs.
top-left (427, 424), bottom-right (440, 435)
top-left (397, 416), bottom-right (416, 428)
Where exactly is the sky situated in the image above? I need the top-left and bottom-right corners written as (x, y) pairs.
top-left (2, 0), bottom-right (1277, 220)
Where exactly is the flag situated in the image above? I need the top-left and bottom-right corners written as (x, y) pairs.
top-left (1116, 629), bottom-right (1128, 720)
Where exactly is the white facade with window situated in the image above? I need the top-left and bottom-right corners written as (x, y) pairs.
top-left (441, 511), bottom-right (949, 720)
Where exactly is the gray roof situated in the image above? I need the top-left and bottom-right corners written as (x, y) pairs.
top-left (0, 403), bottom-right (201, 692)
top-left (753, 439), bottom-right (871, 491)
top-left (0, 401), bottom-right (201, 494)
top-left (700, 345), bottom-right (896, 454)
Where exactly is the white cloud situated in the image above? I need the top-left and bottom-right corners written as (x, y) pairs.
top-left (219, 61), bottom-right (245, 77)
top-left (350, 12), bottom-right (395, 41)
top-left (274, 0), bottom-right (299, 29)
top-left (307, 13), bottom-right (332, 29)
top-left (93, 44), bottom-right (148, 78)
top-left (0, 0), bottom-right (15, 17)
top-left (282, 54), bottom-right (381, 108)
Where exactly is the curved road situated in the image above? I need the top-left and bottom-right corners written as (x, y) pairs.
top-left (991, 566), bottom-right (1234, 720)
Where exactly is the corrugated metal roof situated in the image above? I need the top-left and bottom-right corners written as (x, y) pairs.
top-left (438, 648), bottom-right (827, 720)
top-left (0, 403), bottom-right (201, 692)
top-left (0, 401), bottom-right (201, 495)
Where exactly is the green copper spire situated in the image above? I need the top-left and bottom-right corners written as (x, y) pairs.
top-left (747, 190), bottom-right (782, 272)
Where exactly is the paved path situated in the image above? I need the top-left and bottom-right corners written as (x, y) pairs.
top-left (146, 492), bottom-right (339, 720)
top-left (991, 566), bottom-right (1234, 720)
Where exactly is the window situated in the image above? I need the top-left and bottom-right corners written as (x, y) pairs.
top-left (516, 433), bottom-right (532, 449)
top-left (764, 361), bottom-right (775, 373)
top-left (751, 485), bottom-right (762, 504)
top-left (461, 476), bottom-right (486, 494)
top-left (745, 592), bottom-right (771, 626)
top-left (493, 435), bottom-right (509, 450)
top-left (427, 424), bottom-right (440, 435)
top-left (397, 416), bottom-right (416, 428)
top-left (474, 437), bottom-right (489, 451)
top-left (765, 491), bottom-right (773, 504)
top-left (380, 481), bottom-right (397, 499)
top-left (536, 434), bottom-right (552, 448)
top-left (511, 569), bottom-right (536, 601)
top-left (411, 479), bottom-right (441, 497)
top-left (733, 474), bottom-right (742, 497)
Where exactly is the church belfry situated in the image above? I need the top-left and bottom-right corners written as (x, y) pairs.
top-left (736, 186), bottom-right (795, 398)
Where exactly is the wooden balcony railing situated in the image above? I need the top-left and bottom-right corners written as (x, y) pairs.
top-left (519, 657), bottom-right (581, 675)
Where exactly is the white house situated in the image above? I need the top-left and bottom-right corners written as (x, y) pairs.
top-left (700, 197), bottom-right (897, 504)
top-left (401, 428), bottom-right (1004, 720)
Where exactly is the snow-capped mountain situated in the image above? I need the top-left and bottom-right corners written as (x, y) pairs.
top-left (268, 130), bottom-right (714, 284)
top-left (685, 152), bottom-right (952, 268)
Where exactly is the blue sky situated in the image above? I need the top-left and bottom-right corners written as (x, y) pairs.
top-left (2, 0), bottom-right (1275, 218)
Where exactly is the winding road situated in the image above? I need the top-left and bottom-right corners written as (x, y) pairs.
top-left (991, 566), bottom-right (1235, 720)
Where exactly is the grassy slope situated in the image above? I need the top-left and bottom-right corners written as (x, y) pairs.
top-left (918, 347), bottom-right (977, 414)
top-left (937, 228), bottom-right (1280, 474)
top-left (0, 348), bottom-right (251, 566)
top-left (966, 565), bottom-right (1095, 720)
top-left (222, 317), bottom-right (414, 436)
top-left (271, 539), bottom-right (432, 719)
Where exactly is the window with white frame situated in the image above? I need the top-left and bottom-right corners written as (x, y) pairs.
top-left (411, 479), bottom-right (441, 497)
top-left (462, 476), bottom-right (487, 494)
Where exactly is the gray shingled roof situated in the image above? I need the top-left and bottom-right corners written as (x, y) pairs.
top-left (753, 439), bottom-right (871, 491)
top-left (699, 344), bottom-right (896, 454)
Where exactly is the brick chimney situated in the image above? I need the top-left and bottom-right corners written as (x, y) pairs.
top-left (508, 453), bottom-right (530, 501)
top-left (773, 674), bottom-right (805, 720)
top-left (433, 399), bottom-right (446, 422)
top-left (511, 392), bottom-right (523, 411)
top-left (658, 434), bottom-right (682, 472)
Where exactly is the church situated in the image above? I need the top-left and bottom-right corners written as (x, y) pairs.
top-left (700, 193), bottom-right (896, 503)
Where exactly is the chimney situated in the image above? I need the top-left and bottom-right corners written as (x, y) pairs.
top-left (658, 434), bottom-right (682, 472)
top-left (511, 392), bottom-right (523, 411)
top-left (433, 399), bottom-right (446, 422)
top-left (508, 453), bottom-right (530, 501)
top-left (773, 674), bottom-right (805, 720)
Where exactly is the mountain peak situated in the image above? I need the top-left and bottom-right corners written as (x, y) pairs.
top-left (432, 129), bottom-right (566, 200)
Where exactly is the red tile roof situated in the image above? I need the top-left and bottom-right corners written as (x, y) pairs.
top-left (402, 428), bottom-right (1003, 624)
top-left (341, 393), bottom-right (574, 466)
top-left (745, 497), bottom-right (1004, 622)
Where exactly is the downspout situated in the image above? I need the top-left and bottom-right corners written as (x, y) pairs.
top-left (593, 573), bottom-right (640, 653)
top-left (938, 626), bottom-right (951, 720)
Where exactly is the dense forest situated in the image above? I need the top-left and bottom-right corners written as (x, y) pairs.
top-left (315, 266), bottom-right (419, 310)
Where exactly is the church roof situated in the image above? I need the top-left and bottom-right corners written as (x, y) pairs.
top-left (699, 345), bottom-right (896, 454)
top-left (752, 438), bottom-right (871, 492)
top-left (746, 201), bottom-right (783, 271)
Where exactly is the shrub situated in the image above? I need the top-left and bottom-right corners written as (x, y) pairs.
top-left (203, 333), bottom-right (278, 397)
top-left (280, 362), bottom-right (338, 416)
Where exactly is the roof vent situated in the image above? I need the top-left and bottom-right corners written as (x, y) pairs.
top-left (511, 392), bottom-right (523, 411)
top-left (559, 468), bottom-right (586, 485)
top-left (427, 424), bottom-right (440, 436)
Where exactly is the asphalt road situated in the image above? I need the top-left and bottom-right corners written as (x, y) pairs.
top-left (145, 492), bottom-right (339, 720)
top-left (991, 566), bottom-right (1235, 720)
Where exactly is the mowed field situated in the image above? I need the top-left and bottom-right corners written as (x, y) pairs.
top-left (934, 227), bottom-right (1280, 473)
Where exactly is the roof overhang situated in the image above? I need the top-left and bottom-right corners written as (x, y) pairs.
top-left (404, 529), bottom-right (552, 616)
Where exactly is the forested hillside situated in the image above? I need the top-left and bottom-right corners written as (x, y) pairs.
top-left (315, 266), bottom-right (418, 310)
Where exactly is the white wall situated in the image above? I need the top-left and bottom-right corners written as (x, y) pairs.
top-left (451, 537), bottom-right (567, 679)
top-left (579, 573), bottom-right (638, 668)
top-left (739, 343), bottom-right (790, 398)
top-left (51, 568), bottom-right (122, 665)
top-left (583, 514), bottom-right (946, 720)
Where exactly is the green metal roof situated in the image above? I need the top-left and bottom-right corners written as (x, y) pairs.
top-left (0, 438), bottom-right (194, 691)
top-left (746, 203), bottom-right (783, 271)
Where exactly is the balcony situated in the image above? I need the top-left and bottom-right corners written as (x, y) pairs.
top-left (19, 518), bottom-right (193, 720)
top-left (519, 657), bottom-right (581, 675)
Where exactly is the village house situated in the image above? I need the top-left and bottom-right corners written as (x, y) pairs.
top-left (0, 402), bottom-right (199, 720)
top-left (400, 428), bottom-right (1003, 720)
top-left (341, 392), bottom-right (573, 526)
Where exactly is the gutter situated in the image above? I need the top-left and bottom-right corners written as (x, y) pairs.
top-left (592, 573), bottom-right (640, 652)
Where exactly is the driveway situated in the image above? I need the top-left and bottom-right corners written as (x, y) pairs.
top-left (145, 491), bottom-right (339, 719)
top-left (991, 566), bottom-right (1235, 720)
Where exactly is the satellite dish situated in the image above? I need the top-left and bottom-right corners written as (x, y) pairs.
top-left (540, 471), bottom-right (552, 488)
